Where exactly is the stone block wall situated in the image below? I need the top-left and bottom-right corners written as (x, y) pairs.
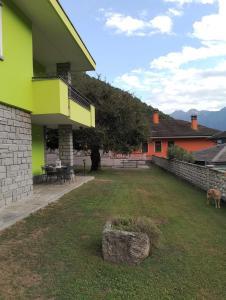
top-left (58, 125), bottom-right (73, 166)
top-left (0, 103), bottom-right (33, 208)
top-left (152, 156), bottom-right (226, 198)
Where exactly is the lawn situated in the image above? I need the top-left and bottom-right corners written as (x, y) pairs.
top-left (1, 166), bottom-right (226, 300)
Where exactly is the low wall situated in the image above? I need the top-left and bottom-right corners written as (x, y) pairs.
top-left (46, 150), bottom-right (149, 168)
top-left (152, 156), bottom-right (226, 198)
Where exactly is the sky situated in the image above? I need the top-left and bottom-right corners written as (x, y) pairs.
top-left (60, 0), bottom-right (226, 114)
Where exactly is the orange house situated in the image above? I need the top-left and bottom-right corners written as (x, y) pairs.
top-left (147, 110), bottom-right (220, 158)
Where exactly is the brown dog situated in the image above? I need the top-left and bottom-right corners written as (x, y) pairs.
top-left (207, 189), bottom-right (221, 208)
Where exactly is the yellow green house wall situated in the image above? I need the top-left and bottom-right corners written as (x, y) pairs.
top-left (0, 1), bottom-right (95, 174)
top-left (0, 0), bottom-right (33, 112)
top-left (32, 79), bottom-right (69, 116)
top-left (32, 125), bottom-right (45, 176)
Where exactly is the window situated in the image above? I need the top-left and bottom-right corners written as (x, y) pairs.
top-left (168, 140), bottom-right (175, 148)
top-left (142, 142), bottom-right (148, 153)
top-left (155, 141), bottom-right (162, 153)
top-left (0, 1), bottom-right (3, 60)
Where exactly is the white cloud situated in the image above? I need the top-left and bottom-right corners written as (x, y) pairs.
top-left (192, 0), bottom-right (226, 42)
top-left (151, 0), bottom-right (226, 70)
top-left (151, 44), bottom-right (226, 70)
top-left (150, 16), bottom-right (173, 34)
top-left (116, 74), bottom-right (144, 89)
top-left (110, 0), bottom-right (225, 113)
top-left (164, 0), bottom-right (216, 5)
top-left (114, 62), bottom-right (226, 113)
top-left (100, 10), bottom-right (173, 36)
top-left (168, 8), bottom-right (184, 16)
top-left (105, 13), bottom-right (145, 36)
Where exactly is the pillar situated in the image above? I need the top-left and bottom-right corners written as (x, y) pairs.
top-left (58, 125), bottom-right (73, 166)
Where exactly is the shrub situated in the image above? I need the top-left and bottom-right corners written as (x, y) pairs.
top-left (167, 145), bottom-right (194, 163)
top-left (111, 216), bottom-right (162, 249)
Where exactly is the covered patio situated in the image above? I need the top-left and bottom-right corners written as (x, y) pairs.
top-left (0, 176), bottom-right (94, 232)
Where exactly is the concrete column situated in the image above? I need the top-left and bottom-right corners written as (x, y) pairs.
top-left (58, 125), bottom-right (73, 166)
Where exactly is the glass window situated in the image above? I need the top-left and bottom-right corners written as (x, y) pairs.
top-left (0, 2), bottom-right (3, 59)
top-left (155, 141), bottom-right (162, 153)
top-left (142, 142), bottom-right (148, 153)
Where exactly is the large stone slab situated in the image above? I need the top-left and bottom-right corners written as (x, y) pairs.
top-left (102, 221), bottom-right (150, 265)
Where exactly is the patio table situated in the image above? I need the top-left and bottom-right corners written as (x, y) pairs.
top-left (42, 165), bottom-right (73, 183)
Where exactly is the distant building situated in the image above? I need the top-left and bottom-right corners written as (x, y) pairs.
top-left (193, 144), bottom-right (226, 167)
top-left (210, 131), bottom-right (226, 145)
top-left (145, 110), bottom-right (220, 158)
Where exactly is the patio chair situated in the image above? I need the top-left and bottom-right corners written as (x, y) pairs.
top-left (56, 167), bottom-right (65, 184)
top-left (62, 166), bottom-right (75, 183)
top-left (41, 166), bottom-right (47, 182)
top-left (45, 166), bottom-right (57, 182)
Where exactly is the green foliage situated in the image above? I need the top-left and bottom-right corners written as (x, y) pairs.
top-left (2, 167), bottom-right (226, 299)
top-left (72, 73), bottom-right (153, 153)
top-left (167, 145), bottom-right (194, 163)
top-left (46, 128), bottom-right (58, 150)
top-left (112, 216), bottom-right (162, 250)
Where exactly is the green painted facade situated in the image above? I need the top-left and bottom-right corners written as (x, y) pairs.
top-left (0, 1), bottom-right (96, 176)
top-left (0, 0), bottom-right (33, 111)
top-left (32, 79), bottom-right (69, 116)
top-left (32, 125), bottom-right (45, 176)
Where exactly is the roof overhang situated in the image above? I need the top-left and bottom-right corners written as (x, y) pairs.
top-left (12, 0), bottom-right (96, 72)
top-left (31, 114), bottom-right (89, 129)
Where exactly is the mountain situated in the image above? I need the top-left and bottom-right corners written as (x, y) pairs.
top-left (170, 108), bottom-right (226, 131)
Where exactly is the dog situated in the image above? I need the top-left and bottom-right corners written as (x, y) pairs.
top-left (207, 189), bottom-right (221, 208)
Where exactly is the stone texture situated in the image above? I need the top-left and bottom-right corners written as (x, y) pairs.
top-left (0, 103), bottom-right (33, 208)
top-left (152, 156), bottom-right (226, 199)
top-left (58, 125), bottom-right (73, 166)
top-left (102, 221), bottom-right (150, 265)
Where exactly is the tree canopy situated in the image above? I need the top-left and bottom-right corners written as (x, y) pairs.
top-left (72, 73), bottom-right (154, 155)
top-left (47, 73), bottom-right (165, 170)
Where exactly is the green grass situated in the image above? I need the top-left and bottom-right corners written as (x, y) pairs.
top-left (1, 165), bottom-right (226, 299)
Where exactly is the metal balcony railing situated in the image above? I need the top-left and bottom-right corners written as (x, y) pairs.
top-left (68, 84), bottom-right (91, 110)
top-left (33, 76), bottom-right (92, 110)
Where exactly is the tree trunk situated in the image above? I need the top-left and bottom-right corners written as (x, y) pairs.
top-left (90, 146), bottom-right (101, 171)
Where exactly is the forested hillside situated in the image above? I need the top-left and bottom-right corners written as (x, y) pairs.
top-left (72, 73), bottom-right (158, 154)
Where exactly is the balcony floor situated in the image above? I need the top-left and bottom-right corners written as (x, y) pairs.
top-left (0, 176), bottom-right (94, 232)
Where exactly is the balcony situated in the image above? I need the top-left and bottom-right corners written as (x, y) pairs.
top-left (32, 77), bottom-right (95, 128)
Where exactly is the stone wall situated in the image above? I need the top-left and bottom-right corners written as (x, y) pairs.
top-left (58, 125), bottom-right (73, 166)
top-left (152, 156), bottom-right (226, 198)
top-left (0, 103), bottom-right (33, 208)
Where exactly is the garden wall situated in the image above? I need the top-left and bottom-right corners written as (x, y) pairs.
top-left (152, 156), bottom-right (226, 199)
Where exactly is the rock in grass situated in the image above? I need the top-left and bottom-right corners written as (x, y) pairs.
top-left (102, 217), bottom-right (160, 265)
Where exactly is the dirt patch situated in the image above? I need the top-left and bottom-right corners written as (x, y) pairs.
top-left (29, 227), bottom-right (49, 240)
top-left (0, 227), bottom-right (47, 299)
top-left (94, 179), bottom-right (113, 183)
top-left (80, 235), bottom-right (90, 240)
top-left (197, 288), bottom-right (220, 300)
top-left (0, 260), bottom-right (42, 299)
top-left (136, 188), bottom-right (153, 197)
top-left (153, 217), bottom-right (169, 225)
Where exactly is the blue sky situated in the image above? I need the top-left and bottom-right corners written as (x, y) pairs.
top-left (60, 0), bottom-right (226, 113)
